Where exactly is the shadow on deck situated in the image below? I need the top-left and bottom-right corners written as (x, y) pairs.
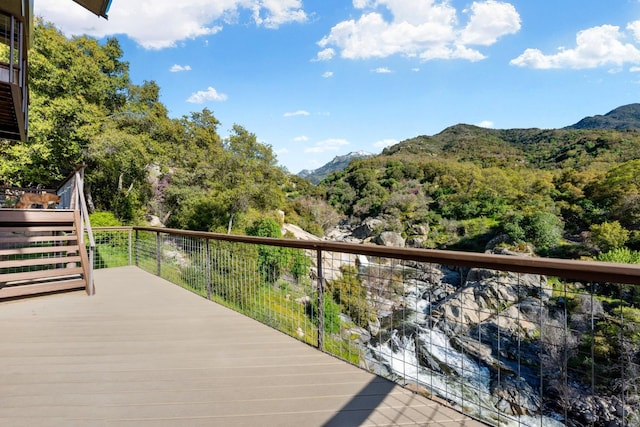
top-left (0, 266), bottom-right (484, 426)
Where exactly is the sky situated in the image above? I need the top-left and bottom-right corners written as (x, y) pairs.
top-left (35, 0), bottom-right (640, 174)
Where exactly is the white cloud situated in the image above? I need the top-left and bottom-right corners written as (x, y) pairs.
top-left (460, 1), bottom-right (520, 46)
top-left (186, 86), bottom-right (228, 103)
top-left (304, 138), bottom-right (349, 153)
top-left (372, 67), bottom-right (392, 73)
top-left (628, 20), bottom-right (640, 41)
top-left (511, 23), bottom-right (640, 69)
top-left (476, 120), bottom-right (494, 128)
top-left (36, 0), bottom-right (307, 50)
top-left (322, 71), bottom-right (334, 78)
top-left (373, 138), bottom-right (398, 148)
top-left (284, 110), bottom-right (310, 117)
top-left (314, 48), bottom-right (335, 61)
top-left (317, 0), bottom-right (520, 62)
top-left (293, 135), bottom-right (309, 142)
top-left (170, 64), bottom-right (192, 72)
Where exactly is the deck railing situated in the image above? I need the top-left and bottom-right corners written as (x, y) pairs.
top-left (91, 226), bottom-right (640, 427)
top-left (58, 165), bottom-right (95, 294)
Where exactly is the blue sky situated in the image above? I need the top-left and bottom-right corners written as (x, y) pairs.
top-left (37, 0), bottom-right (640, 173)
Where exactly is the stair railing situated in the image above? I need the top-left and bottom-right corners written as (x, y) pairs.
top-left (57, 164), bottom-right (95, 295)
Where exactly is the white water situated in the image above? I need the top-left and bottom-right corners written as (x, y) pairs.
top-left (368, 326), bottom-right (564, 427)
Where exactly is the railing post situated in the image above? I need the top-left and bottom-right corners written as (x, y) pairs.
top-left (88, 246), bottom-right (95, 295)
top-left (316, 248), bottom-right (324, 351)
top-left (205, 239), bottom-right (212, 300)
top-left (134, 229), bottom-right (139, 267)
top-left (128, 228), bottom-right (133, 266)
top-left (156, 231), bottom-right (161, 276)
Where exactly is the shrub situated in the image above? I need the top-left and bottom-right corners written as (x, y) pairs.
top-left (590, 221), bottom-right (629, 252)
top-left (89, 211), bottom-right (122, 227)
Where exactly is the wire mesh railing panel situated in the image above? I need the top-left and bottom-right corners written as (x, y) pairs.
top-left (133, 230), bottom-right (158, 275)
top-left (205, 240), bottom-right (318, 347)
top-left (158, 234), bottom-right (208, 298)
top-left (90, 227), bottom-right (640, 427)
top-left (315, 252), bottom-right (640, 427)
top-left (91, 229), bottom-right (131, 269)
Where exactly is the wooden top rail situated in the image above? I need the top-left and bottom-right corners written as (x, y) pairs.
top-left (92, 226), bottom-right (640, 286)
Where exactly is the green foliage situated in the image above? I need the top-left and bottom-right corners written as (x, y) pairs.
top-left (590, 159), bottom-right (640, 228)
top-left (246, 217), bottom-right (282, 238)
top-left (308, 295), bottom-right (342, 335)
top-left (245, 218), bottom-right (311, 284)
top-left (10, 20), bottom-right (129, 185)
top-left (596, 248), bottom-right (640, 264)
top-left (502, 211), bottom-right (564, 250)
top-left (246, 218), bottom-right (284, 283)
top-left (89, 211), bottom-right (122, 227)
top-left (289, 250), bottom-right (311, 282)
top-left (287, 195), bottom-right (342, 236)
top-left (590, 221), bottom-right (629, 252)
top-left (327, 266), bottom-right (375, 329)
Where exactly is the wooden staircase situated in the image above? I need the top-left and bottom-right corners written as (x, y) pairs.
top-left (0, 209), bottom-right (91, 299)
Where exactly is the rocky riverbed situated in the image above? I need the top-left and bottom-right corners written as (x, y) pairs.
top-left (292, 220), bottom-right (639, 427)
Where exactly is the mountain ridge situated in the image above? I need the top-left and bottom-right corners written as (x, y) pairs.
top-left (297, 151), bottom-right (372, 184)
top-left (565, 103), bottom-right (640, 130)
top-left (298, 103), bottom-right (640, 183)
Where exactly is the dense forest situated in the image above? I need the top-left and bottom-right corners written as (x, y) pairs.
top-left (3, 20), bottom-right (640, 266)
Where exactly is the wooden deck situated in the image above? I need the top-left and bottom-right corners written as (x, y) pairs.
top-left (0, 266), bottom-right (484, 427)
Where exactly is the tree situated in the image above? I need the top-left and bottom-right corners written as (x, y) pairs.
top-left (23, 20), bottom-right (130, 184)
top-left (221, 125), bottom-right (285, 232)
top-left (503, 211), bottom-right (564, 250)
top-left (246, 218), bottom-right (286, 283)
top-left (590, 159), bottom-right (640, 228)
top-left (590, 221), bottom-right (629, 252)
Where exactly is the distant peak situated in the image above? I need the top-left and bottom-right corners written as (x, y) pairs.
top-left (566, 103), bottom-right (640, 130)
top-left (298, 151), bottom-right (372, 184)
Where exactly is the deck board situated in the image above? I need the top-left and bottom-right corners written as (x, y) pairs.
top-left (0, 266), bottom-right (484, 427)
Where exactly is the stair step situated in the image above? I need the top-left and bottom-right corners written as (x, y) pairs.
top-left (0, 226), bottom-right (76, 233)
top-left (0, 255), bottom-right (81, 269)
top-left (0, 234), bottom-right (79, 245)
top-left (0, 245), bottom-right (80, 257)
top-left (0, 278), bottom-right (86, 299)
top-left (0, 266), bottom-right (84, 284)
top-left (0, 208), bottom-right (91, 299)
top-left (0, 209), bottom-right (75, 224)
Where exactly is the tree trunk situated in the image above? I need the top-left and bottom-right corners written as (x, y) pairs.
top-left (85, 183), bottom-right (96, 212)
top-left (227, 212), bottom-right (235, 234)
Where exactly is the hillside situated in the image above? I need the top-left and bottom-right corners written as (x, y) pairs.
top-left (382, 124), bottom-right (640, 170)
top-left (316, 105), bottom-right (640, 256)
top-left (566, 103), bottom-right (640, 130)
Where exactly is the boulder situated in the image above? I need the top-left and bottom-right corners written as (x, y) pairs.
top-left (376, 231), bottom-right (405, 248)
top-left (491, 376), bottom-right (541, 416)
top-left (352, 218), bottom-right (383, 239)
top-left (406, 236), bottom-right (427, 248)
top-left (146, 214), bottom-right (163, 227)
top-left (411, 224), bottom-right (429, 236)
top-left (434, 268), bottom-right (551, 333)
